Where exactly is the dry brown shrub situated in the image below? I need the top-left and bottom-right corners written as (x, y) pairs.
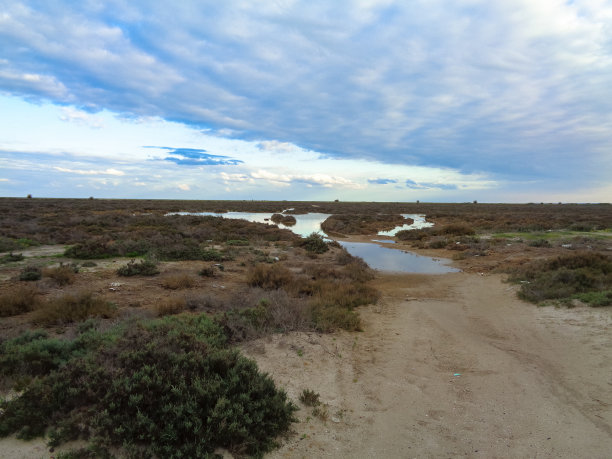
top-left (246, 263), bottom-right (294, 289)
top-left (262, 290), bottom-right (312, 332)
top-left (31, 290), bottom-right (116, 325)
top-left (0, 285), bottom-right (40, 317)
top-left (43, 264), bottom-right (76, 286)
top-left (156, 296), bottom-right (187, 316)
top-left (161, 274), bottom-right (196, 290)
top-left (313, 281), bottom-right (379, 310)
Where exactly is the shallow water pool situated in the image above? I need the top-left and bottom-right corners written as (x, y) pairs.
top-left (168, 211), bottom-right (457, 274)
top-left (338, 241), bottom-right (459, 274)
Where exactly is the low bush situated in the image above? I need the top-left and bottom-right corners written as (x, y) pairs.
top-left (508, 253), bottom-right (612, 304)
top-left (161, 274), bottom-right (196, 290)
top-left (311, 304), bottom-right (362, 332)
top-left (0, 285), bottom-right (40, 317)
top-left (435, 224), bottom-right (475, 236)
top-left (528, 239), bottom-right (551, 248)
top-left (0, 315), bottom-right (296, 457)
top-left (313, 281), bottom-right (379, 311)
top-left (217, 291), bottom-right (312, 342)
top-left (270, 214), bottom-right (296, 226)
top-left (321, 214), bottom-right (407, 235)
top-left (199, 266), bottom-right (216, 277)
top-left (573, 290), bottom-right (612, 307)
top-left (30, 291), bottom-right (117, 325)
top-left (117, 259), bottom-right (159, 277)
top-left (301, 233), bottom-right (329, 254)
top-left (396, 229), bottom-right (431, 241)
top-left (299, 389), bottom-right (321, 407)
top-left (226, 239), bottom-right (249, 246)
top-left (43, 264), bottom-right (76, 286)
top-left (155, 296), bottom-right (187, 316)
top-left (428, 239), bottom-right (448, 249)
top-left (201, 249), bottom-right (225, 261)
top-left (1, 252), bottom-right (24, 263)
top-left (64, 239), bottom-right (117, 259)
top-left (19, 266), bottom-right (42, 281)
top-left (247, 263), bottom-right (294, 290)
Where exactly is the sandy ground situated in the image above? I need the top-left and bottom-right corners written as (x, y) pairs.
top-left (244, 271), bottom-right (612, 458)
top-left (2, 249), bottom-right (612, 457)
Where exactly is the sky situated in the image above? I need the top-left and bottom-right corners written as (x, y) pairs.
top-left (1, 0), bottom-right (611, 203)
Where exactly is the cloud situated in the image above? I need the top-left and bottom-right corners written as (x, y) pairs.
top-left (1, 1), bottom-right (611, 200)
top-left (368, 178), bottom-right (397, 185)
top-left (59, 107), bottom-right (104, 128)
top-left (219, 172), bottom-right (251, 183)
top-left (230, 169), bottom-right (364, 189)
top-left (405, 179), bottom-right (457, 191)
top-left (54, 166), bottom-right (125, 176)
top-left (177, 183), bottom-right (190, 191)
top-left (257, 141), bottom-right (299, 154)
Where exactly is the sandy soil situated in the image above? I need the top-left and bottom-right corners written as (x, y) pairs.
top-left (244, 271), bottom-right (612, 458)
top-left (2, 244), bottom-right (611, 458)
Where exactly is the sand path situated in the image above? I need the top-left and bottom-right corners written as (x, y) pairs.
top-left (249, 271), bottom-right (612, 458)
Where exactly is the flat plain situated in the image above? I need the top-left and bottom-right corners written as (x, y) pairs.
top-left (1, 198), bottom-right (611, 458)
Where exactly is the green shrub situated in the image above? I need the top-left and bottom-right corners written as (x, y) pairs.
top-left (0, 315), bottom-right (296, 457)
top-left (573, 290), bottom-right (612, 307)
top-left (311, 304), bottom-right (361, 332)
top-left (226, 239), bottom-right (249, 246)
top-left (509, 253), bottom-right (612, 304)
top-left (299, 389), bottom-right (320, 407)
top-left (1, 252), bottom-right (24, 263)
top-left (117, 259), bottom-right (159, 276)
top-left (436, 224), bottom-right (475, 236)
top-left (529, 239), bottom-right (551, 248)
top-left (201, 249), bottom-right (225, 261)
top-left (396, 229), bottom-right (430, 241)
top-left (64, 240), bottom-right (117, 259)
top-left (301, 233), bottom-right (329, 254)
top-left (19, 266), bottom-right (42, 281)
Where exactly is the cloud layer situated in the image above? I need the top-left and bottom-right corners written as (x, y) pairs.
top-left (1, 1), bottom-right (611, 201)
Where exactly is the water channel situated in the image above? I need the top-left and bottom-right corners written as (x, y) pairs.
top-left (168, 211), bottom-right (458, 274)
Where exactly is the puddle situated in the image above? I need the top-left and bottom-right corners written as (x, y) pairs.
top-left (168, 212), bottom-right (331, 238)
top-left (377, 214), bottom-right (433, 236)
top-left (168, 211), bottom-right (457, 274)
top-left (338, 241), bottom-right (459, 274)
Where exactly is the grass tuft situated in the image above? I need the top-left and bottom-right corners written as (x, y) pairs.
top-left (30, 291), bottom-right (117, 325)
top-left (247, 263), bottom-right (294, 290)
top-left (155, 296), bottom-right (187, 316)
top-left (0, 285), bottom-right (40, 317)
top-left (299, 389), bottom-right (320, 407)
top-left (161, 274), bottom-right (196, 290)
top-left (43, 264), bottom-right (76, 286)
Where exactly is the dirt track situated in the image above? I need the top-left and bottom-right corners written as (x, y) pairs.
top-left (246, 271), bottom-right (612, 458)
